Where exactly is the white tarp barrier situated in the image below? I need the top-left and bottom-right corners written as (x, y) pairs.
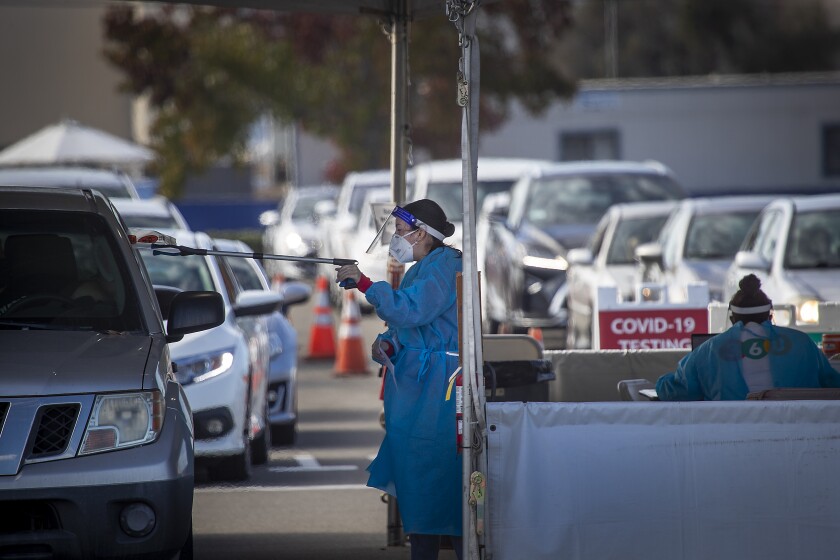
top-left (487, 401), bottom-right (840, 560)
top-left (546, 348), bottom-right (688, 402)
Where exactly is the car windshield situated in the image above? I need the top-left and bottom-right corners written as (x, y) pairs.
top-left (524, 174), bottom-right (682, 227)
top-left (137, 249), bottom-right (215, 292)
top-left (291, 195), bottom-right (329, 222)
top-left (425, 180), bottom-right (514, 223)
top-left (606, 214), bottom-right (671, 264)
top-left (349, 183), bottom-right (389, 217)
top-left (0, 210), bottom-right (142, 331)
top-left (784, 209), bottom-right (840, 269)
top-left (684, 211), bottom-right (760, 259)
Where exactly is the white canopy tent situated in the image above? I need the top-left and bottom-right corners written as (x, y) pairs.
top-left (0, 118), bottom-right (153, 169)
top-left (133, 1), bottom-right (488, 558)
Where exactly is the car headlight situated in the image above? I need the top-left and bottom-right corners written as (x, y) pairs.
top-left (285, 232), bottom-right (304, 251)
top-left (520, 244), bottom-right (568, 271)
top-left (174, 349), bottom-right (235, 385)
top-left (80, 391), bottom-right (164, 455)
top-left (796, 298), bottom-right (821, 324)
top-left (522, 255), bottom-right (569, 270)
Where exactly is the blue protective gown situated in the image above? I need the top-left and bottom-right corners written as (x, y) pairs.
top-left (657, 320), bottom-right (840, 400)
top-left (363, 246), bottom-right (463, 536)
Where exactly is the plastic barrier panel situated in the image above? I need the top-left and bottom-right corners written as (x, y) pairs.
top-left (545, 348), bottom-right (687, 402)
top-left (486, 400), bottom-right (840, 560)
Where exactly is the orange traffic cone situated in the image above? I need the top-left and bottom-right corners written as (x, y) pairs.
top-left (306, 276), bottom-right (336, 360)
top-left (527, 327), bottom-right (544, 348)
top-left (335, 290), bottom-right (370, 375)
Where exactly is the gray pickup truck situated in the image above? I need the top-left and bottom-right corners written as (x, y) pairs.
top-left (0, 186), bottom-right (224, 559)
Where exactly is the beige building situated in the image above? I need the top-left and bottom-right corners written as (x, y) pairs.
top-left (0, 4), bottom-right (136, 150)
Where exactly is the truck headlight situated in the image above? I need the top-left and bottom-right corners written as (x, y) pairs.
top-left (522, 255), bottom-right (569, 271)
top-left (520, 244), bottom-right (568, 271)
top-left (797, 298), bottom-right (821, 324)
top-left (80, 391), bottom-right (164, 455)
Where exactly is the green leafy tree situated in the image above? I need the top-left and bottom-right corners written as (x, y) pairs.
top-left (102, 4), bottom-right (575, 197)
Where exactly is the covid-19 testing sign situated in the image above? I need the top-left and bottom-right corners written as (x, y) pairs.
top-left (594, 284), bottom-right (711, 350)
top-left (598, 307), bottom-right (708, 350)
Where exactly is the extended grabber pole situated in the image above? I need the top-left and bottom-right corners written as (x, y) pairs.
top-left (148, 243), bottom-right (359, 288)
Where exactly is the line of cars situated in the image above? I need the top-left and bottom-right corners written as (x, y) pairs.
top-left (0, 167), bottom-right (311, 557)
top-left (113, 205), bottom-right (312, 475)
top-left (262, 159), bottom-right (690, 350)
top-left (260, 159), bottom-right (839, 356)
top-left (565, 192), bottom-right (840, 348)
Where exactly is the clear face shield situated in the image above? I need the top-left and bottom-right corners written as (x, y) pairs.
top-left (365, 204), bottom-right (407, 254)
top-left (365, 205), bottom-right (446, 254)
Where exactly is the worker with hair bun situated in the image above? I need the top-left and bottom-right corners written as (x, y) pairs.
top-left (657, 273), bottom-right (840, 400)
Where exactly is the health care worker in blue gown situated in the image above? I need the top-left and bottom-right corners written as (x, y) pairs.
top-left (657, 274), bottom-right (840, 400)
top-left (336, 199), bottom-right (464, 560)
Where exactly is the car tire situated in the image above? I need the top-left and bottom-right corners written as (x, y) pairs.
top-left (251, 403), bottom-right (272, 465)
top-left (271, 423), bottom-right (297, 446)
top-left (174, 521), bottom-right (194, 560)
top-left (212, 430), bottom-right (252, 482)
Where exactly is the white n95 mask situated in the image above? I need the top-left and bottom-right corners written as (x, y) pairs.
top-left (389, 230), bottom-right (419, 263)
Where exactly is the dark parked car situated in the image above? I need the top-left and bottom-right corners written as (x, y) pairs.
top-left (482, 160), bottom-right (686, 344)
top-left (0, 186), bottom-right (223, 558)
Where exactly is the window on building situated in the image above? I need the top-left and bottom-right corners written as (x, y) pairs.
top-left (823, 123), bottom-right (840, 177)
top-left (559, 129), bottom-right (620, 161)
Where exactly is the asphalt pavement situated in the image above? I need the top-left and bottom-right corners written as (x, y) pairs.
top-left (192, 285), bottom-right (460, 559)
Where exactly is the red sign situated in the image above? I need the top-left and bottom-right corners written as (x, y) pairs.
top-left (598, 308), bottom-right (707, 350)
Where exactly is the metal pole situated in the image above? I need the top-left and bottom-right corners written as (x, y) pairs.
top-left (458, 5), bottom-right (484, 559)
top-left (389, 2), bottom-right (408, 208)
top-left (386, 2), bottom-right (409, 546)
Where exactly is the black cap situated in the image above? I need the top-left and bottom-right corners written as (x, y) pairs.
top-left (404, 199), bottom-right (456, 238)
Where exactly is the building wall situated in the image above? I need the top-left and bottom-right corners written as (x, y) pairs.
top-left (478, 74), bottom-right (840, 195)
top-left (0, 5), bottom-right (135, 150)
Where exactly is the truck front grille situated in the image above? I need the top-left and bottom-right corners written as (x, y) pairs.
top-left (29, 404), bottom-right (80, 459)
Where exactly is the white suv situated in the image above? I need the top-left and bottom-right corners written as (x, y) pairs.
top-left (317, 169), bottom-right (391, 305)
top-left (724, 194), bottom-right (840, 326)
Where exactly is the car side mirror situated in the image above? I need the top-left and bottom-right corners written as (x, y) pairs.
top-left (566, 247), bottom-right (594, 266)
top-left (734, 250), bottom-right (770, 271)
top-left (481, 192), bottom-right (511, 221)
top-left (635, 242), bottom-right (663, 266)
top-left (233, 289), bottom-right (284, 318)
top-left (314, 200), bottom-right (337, 218)
top-left (166, 291), bottom-right (225, 343)
top-left (259, 210), bottom-right (280, 227)
top-left (279, 281), bottom-right (312, 307)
